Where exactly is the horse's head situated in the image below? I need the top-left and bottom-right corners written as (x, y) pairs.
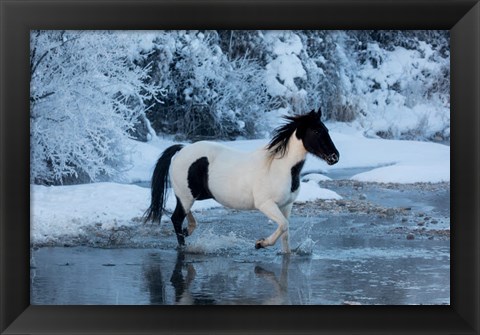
top-left (267, 108), bottom-right (340, 165)
top-left (296, 109), bottom-right (339, 165)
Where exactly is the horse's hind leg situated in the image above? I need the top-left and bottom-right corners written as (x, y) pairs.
top-left (185, 212), bottom-right (197, 236)
top-left (171, 197), bottom-right (188, 246)
top-left (171, 196), bottom-right (196, 246)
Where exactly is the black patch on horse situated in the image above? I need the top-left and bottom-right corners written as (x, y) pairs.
top-left (188, 157), bottom-right (214, 200)
top-left (291, 160), bottom-right (305, 192)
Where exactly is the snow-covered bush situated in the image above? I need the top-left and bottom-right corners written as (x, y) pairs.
top-left (143, 31), bottom-right (271, 140)
top-left (30, 31), bottom-right (163, 185)
top-left (217, 30), bottom-right (268, 64)
top-left (352, 34), bottom-right (450, 141)
top-left (297, 31), bottom-right (334, 118)
top-left (263, 31), bottom-right (308, 114)
top-left (324, 31), bottom-right (363, 122)
top-left (125, 30), bottom-right (450, 142)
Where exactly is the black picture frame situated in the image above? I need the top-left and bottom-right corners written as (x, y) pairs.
top-left (1, 0), bottom-right (479, 334)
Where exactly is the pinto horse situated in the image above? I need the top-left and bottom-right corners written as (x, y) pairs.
top-left (144, 109), bottom-right (339, 253)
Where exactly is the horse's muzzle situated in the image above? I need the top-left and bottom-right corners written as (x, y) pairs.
top-left (325, 153), bottom-right (339, 165)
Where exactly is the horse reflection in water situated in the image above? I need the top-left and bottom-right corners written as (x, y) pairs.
top-left (142, 251), bottom-right (292, 305)
top-left (145, 109), bottom-right (339, 253)
top-left (254, 255), bottom-right (291, 305)
top-left (142, 251), bottom-right (216, 305)
top-left (169, 252), bottom-right (216, 305)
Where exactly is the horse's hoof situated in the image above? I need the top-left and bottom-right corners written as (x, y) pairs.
top-left (254, 265), bottom-right (264, 274)
top-left (176, 234), bottom-right (185, 246)
top-left (255, 239), bottom-right (266, 249)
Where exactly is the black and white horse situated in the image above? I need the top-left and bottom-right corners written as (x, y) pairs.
top-left (145, 109), bottom-right (339, 253)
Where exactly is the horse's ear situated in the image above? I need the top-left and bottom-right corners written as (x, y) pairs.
top-left (317, 108), bottom-right (322, 118)
top-left (307, 109), bottom-right (317, 118)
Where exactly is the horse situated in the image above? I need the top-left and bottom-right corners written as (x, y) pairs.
top-left (144, 109), bottom-right (339, 253)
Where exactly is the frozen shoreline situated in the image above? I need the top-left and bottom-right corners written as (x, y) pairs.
top-left (31, 180), bottom-right (450, 248)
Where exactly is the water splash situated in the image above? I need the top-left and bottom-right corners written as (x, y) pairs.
top-left (294, 238), bottom-right (316, 256)
top-left (290, 215), bottom-right (320, 256)
top-left (185, 228), bottom-right (252, 255)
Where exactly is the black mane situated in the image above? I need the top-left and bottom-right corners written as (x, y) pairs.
top-left (267, 110), bottom-right (318, 158)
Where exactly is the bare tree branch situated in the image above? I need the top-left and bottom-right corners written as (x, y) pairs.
top-left (30, 91), bottom-right (55, 103)
top-left (30, 36), bottom-right (80, 78)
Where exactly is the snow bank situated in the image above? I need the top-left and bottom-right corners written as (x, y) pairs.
top-left (326, 126), bottom-right (449, 183)
top-left (31, 183), bottom-right (148, 244)
top-left (121, 137), bottom-right (175, 183)
top-left (296, 181), bottom-right (342, 202)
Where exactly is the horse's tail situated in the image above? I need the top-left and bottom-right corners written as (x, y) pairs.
top-left (144, 144), bottom-right (184, 223)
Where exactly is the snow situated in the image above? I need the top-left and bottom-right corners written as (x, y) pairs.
top-left (302, 173), bottom-right (332, 182)
top-left (122, 137), bottom-right (172, 183)
top-left (265, 31), bottom-right (303, 56)
top-left (327, 126), bottom-right (449, 183)
top-left (264, 31), bottom-right (307, 97)
top-left (31, 130), bottom-right (449, 244)
top-left (31, 183), bottom-right (146, 244)
top-left (353, 42), bottom-right (450, 140)
top-left (296, 181), bottom-right (342, 202)
top-left (266, 54), bottom-right (306, 95)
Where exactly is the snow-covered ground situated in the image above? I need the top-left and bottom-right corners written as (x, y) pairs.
top-left (31, 127), bottom-right (449, 244)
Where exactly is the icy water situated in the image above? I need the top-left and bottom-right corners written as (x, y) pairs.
top-left (31, 169), bottom-right (450, 305)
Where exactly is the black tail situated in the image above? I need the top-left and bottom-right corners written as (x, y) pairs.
top-left (144, 144), bottom-right (184, 223)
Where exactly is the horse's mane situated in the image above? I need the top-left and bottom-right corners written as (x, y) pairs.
top-left (267, 110), bottom-right (318, 158)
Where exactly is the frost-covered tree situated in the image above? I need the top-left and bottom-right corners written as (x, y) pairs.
top-left (217, 30), bottom-right (268, 64)
top-left (143, 31), bottom-right (271, 140)
top-left (348, 30), bottom-right (450, 140)
top-left (297, 30), bottom-right (333, 117)
top-left (262, 31), bottom-right (308, 115)
top-left (135, 30), bottom-right (449, 142)
top-left (30, 31), bottom-right (163, 184)
top-left (299, 30), bottom-right (362, 122)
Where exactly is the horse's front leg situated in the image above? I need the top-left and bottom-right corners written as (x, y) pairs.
top-left (279, 203), bottom-right (293, 253)
top-left (255, 200), bottom-right (290, 253)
